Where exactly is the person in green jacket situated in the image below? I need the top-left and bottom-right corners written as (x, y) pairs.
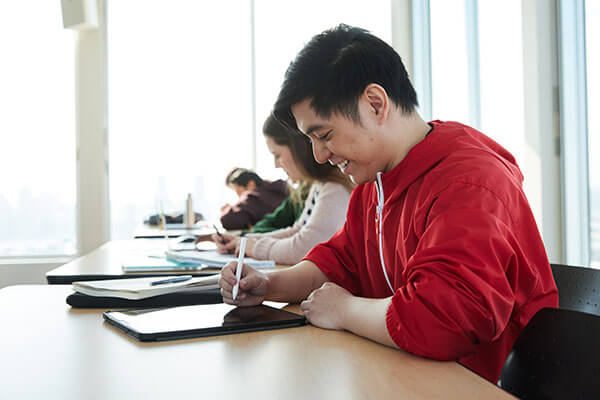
top-left (247, 182), bottom-right (310, 234)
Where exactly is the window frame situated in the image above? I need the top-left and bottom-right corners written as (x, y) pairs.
top-left (558, 0), bottom-right (591, 266)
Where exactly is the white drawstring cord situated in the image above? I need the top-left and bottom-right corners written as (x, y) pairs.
top-left (376, 172), bottom-right (394, 294)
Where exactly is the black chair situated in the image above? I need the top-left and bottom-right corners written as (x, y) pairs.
top-left (551, 263), bottom-right (600, 316)
top-left (498, 307), bottom-right (600, 399)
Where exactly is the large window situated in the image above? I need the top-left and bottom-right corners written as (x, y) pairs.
top-left (108, 1), bottom-right (253, 238)
top-left (586, 0), bottom-right (600, 265)
top-left (0, 2), bottom-right (76, 256)
top-left (429, 0), bottom-right (525, 168)
top-left (108, 0), bottom-right (391, 239)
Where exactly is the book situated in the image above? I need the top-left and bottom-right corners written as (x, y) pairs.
top-left (121, 255), bottom-right (212, 273)
top-left (72, 275), bottom-right (220, 300)
top-left (165, 250), bottom-right (276, 269)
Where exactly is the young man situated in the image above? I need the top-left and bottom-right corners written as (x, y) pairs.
top-left (220, 168), bottom-right (288, 230)
top-left (218, 25), bottom-right (558, 383)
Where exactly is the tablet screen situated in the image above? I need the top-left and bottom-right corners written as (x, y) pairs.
top-left (103, 303), bottom-right (306, 341)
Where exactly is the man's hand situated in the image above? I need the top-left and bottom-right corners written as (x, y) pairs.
top-left (300, 282), bottom-right (353, 330)
top-left (219, 261), bottom-right (269, 306)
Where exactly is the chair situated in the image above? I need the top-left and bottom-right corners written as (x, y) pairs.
top-left (551, 263), bottom-right (600, 316)
top-left (498, 307), bottom-right (600, 399)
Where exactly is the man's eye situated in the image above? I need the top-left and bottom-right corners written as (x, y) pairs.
top-left (319, 130), bottom-right (332, 141)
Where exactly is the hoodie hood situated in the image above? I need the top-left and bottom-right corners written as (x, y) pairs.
top-left (260, 179), bottom-right (290, 197)
top-left (372, 120), bottom-right (524, 207)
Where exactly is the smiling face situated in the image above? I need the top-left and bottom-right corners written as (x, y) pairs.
top-left (291, 96), bottom-right (390, 185)
top-left (265, 136), bottom-right (304, 182)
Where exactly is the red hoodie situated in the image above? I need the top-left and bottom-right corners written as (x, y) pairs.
top-left (304, 120), bottom-right (558, 383)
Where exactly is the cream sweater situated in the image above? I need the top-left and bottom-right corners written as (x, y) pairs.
top-left (247, 181), bottom-right (351, 265)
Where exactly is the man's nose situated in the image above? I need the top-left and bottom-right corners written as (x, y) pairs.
top-left (312, 141), bottom-right (331, 164)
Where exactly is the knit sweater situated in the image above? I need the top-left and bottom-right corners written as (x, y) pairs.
top-left (247, 181), bottom-right (351, 265)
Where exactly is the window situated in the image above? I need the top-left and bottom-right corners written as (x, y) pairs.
top-left (107, 1), bottom-right (253, 238)
top-left (429, 0), bottom-right (525, 167)
top-left (586, 0), bottom-right (600, 265)
top-left (429, 0), bottom-right (471, 125)
top-left (559, 0), bottom-right (597, 266)
top-left (0, 2), bottom-right (76, 256)
top-left (108, 0), bottom-right (391, 239)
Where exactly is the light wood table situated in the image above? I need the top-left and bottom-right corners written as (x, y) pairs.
top-left (0, 285), bottom-right (514, 399)
top-left (46, 240), bottom-right (285, 284)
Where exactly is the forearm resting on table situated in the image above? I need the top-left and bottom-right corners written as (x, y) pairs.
top-left (265, 260), bottom-right (328, 303)
top-left (343, 296), bottom-right (398, 349)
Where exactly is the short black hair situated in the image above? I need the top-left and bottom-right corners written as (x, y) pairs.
top-left (274, 24), bottom-right (418, 130)
top-left (225, 168), bottom-right (263, 187)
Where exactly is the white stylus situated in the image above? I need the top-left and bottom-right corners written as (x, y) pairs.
top-left (232, 237), bottom-right (247, 300)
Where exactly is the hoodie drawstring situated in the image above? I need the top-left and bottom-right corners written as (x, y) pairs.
top-left (376, 172), bottom-right (394, 294)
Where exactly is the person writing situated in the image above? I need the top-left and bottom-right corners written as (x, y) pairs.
top-left (219, 25), bottom-right (558, 383)
top-left (214, 114), bottom-right (354, 265)
top-left (220, 168), bottom-right (288, 230)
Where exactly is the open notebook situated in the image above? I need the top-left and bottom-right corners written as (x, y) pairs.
top-left (164, 250), bottom-right (276, 269)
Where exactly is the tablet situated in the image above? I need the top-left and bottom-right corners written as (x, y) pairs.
top-left (103, 303), bottom-right (306, 342)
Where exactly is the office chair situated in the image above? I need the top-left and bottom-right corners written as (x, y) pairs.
top-left (498, 307), bottom-right (600, 399)
top-left (551, 263), bottom-right (600, 316)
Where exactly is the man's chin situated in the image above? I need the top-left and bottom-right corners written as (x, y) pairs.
top-left (350, 172), bottom-right (379, 185)
top-left (349, 175), bottom-right (366, 185)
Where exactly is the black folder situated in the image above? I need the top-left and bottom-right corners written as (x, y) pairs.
top-left (66, 287), bottom-right (223, 308)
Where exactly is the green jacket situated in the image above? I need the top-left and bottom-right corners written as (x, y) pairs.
top-left (248, 195), bottom-right (304, 234)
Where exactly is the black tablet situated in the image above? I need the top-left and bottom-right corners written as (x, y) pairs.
top-left (103, 303), bottom-right (306, 342)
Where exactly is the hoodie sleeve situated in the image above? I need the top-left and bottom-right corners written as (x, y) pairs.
top-left (386, 182), bottom-right (525, 361)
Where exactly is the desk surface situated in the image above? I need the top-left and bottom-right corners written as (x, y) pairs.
top-left (133, 223), bottom-right (215, 239)
top-left (47, 240), bottom-right (277, 284)
top-left (0, 285), bottom-right (514, 400)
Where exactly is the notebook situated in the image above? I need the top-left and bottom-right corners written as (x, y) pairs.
top-left (121, 255), bottom-right (212, 273)
top-left (72, 275), bottom-right (219, 300)
top-left (103, 303), bottom-right (306, 342)
top-left (165, 250), bottom-right (276, 269)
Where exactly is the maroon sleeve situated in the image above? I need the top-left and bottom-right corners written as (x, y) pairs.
top-left (220, 192), bottom-right (260, 230)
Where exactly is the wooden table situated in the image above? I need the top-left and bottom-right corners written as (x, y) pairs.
top-left (0, 285), bottom-right (514, 399)
top-left (46, 240), bottom-right (278, 284)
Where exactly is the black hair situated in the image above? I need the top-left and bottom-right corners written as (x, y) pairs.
top-left (225, 168), bottom-right (264, 187)
top-left (262, 114), bottom-right (354, 192)
top-left (274, 24), bottom-right (418, 130)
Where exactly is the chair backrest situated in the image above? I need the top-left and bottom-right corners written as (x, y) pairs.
top-left (551, 263), bottom-right (600, 316)
top-left (498, 307), bottom-right (600, 399)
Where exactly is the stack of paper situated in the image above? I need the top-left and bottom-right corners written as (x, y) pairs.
top-left (72, 275), bottom-right (219, 300)
top-left (165, 250), bottom-right (276, 269)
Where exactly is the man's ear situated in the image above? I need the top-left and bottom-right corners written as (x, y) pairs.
top-left (362, 83), bottom-right (390, 124)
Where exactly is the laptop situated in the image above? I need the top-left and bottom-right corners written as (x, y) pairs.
top-left (103, 303), bottom-right (306, 342)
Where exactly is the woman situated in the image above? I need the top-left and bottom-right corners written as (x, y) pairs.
top-left (215, 113), bottom-right (354, 265)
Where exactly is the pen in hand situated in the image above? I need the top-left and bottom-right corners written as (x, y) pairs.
top-left (232, 237), bottom-right (247, 300)
top-left (213, 224), bottom-right (226, 244)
